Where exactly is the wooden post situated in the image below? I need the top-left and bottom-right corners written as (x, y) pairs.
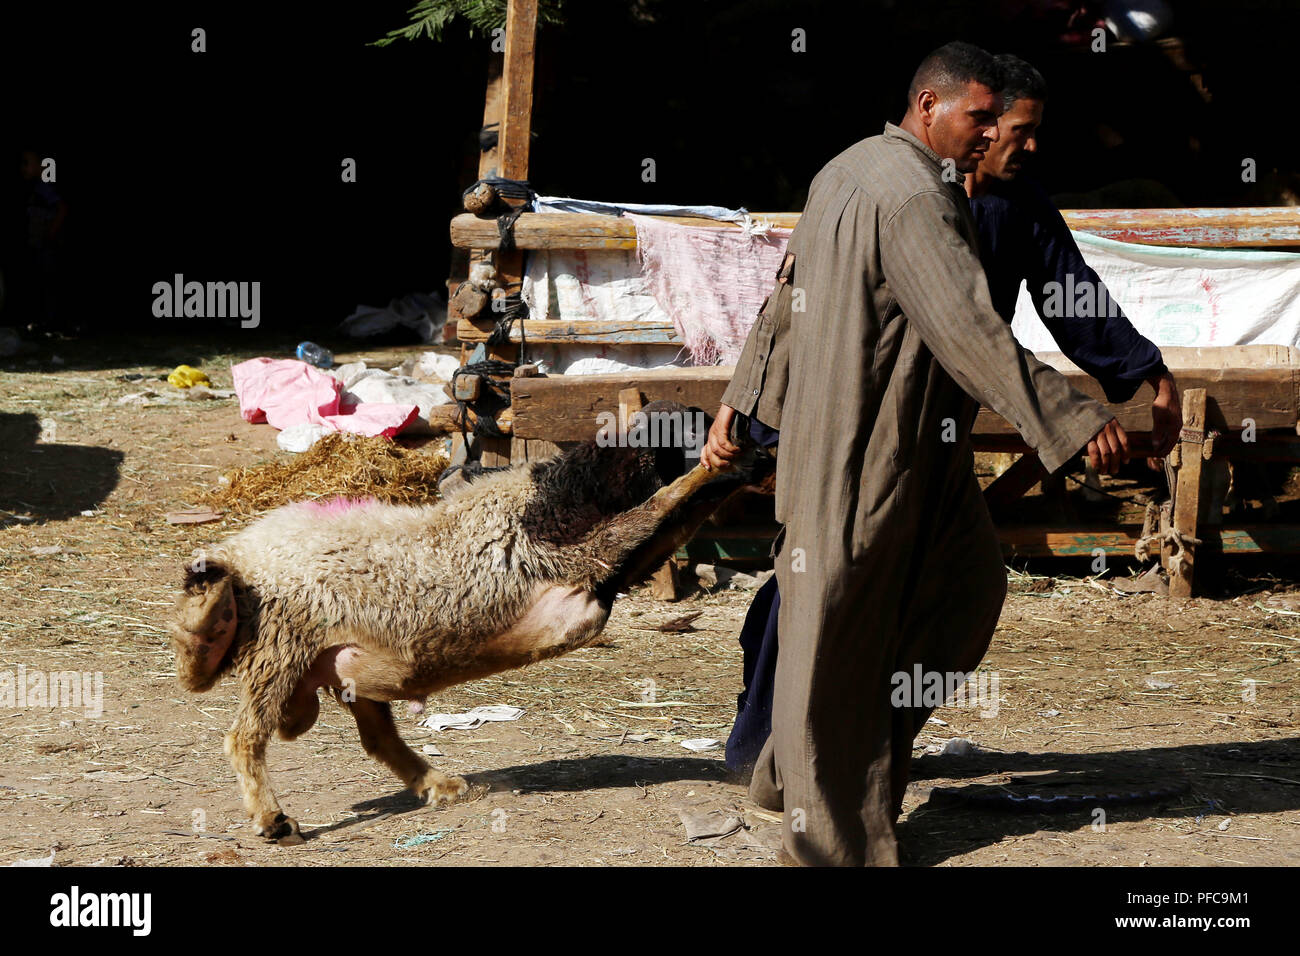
top-left (1039, 470), bottom-right (1076, 524)
top-left (498, 0), bottom-right (538, 186)
top-left (459, 0), bottom-right (539, 468)
top-left (617, 385), bottom-right (681, 601)
top-left (1169, 387), bottom-right (1208, 597)
top-left (618, 386), bottom-right (641, 436)
top-left (982, 452), bottom-right (1045, 519)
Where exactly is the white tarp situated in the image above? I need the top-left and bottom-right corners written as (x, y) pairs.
top-left (1012, 232), bottom-right (1300, 352)
top-left (522, 247), bottom-right (689, 372)
top-left (523, 205), bottom-right (1300, 368)
top-left (524, 247), bottom-right (669, 325)
top-left (522, 197), bottom-right (758, 372)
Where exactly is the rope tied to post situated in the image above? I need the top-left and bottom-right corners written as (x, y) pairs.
top-left (461, 177), bottom-right (537, 252)
top-left (1133, 500), bottom-right (1202, 573)
top-left (486, 289), bottom-right (530, 365)
top-left (452, 358), bottom-right (517, 443)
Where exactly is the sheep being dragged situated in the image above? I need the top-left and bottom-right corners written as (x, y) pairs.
top-left (168, 401), bottom-right (773, 842)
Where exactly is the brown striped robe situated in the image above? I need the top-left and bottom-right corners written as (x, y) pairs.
top-left (720, 122), bottom-right (1113, 866)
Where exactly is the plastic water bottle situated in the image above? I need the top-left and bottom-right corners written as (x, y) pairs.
top-left (296, 341), bottom-right (333, 369)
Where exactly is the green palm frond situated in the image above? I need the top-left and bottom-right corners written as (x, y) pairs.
top-left (371, 0), bottom-right (566, 47)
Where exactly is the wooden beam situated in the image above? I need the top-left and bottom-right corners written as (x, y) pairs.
top-left (1169, 387), bottom-right (1208, 597)
top-left (618, 386), bottom-right (643, 436)
top-left (973, 364), bottom-right (1298, 435)
top-left (508, 357), bottom-right (1299, 443)
top-left (674, 521), bottom-right (1300, 564)
top-left (1057, 207), bottom-right (1300, 248)
top-left (451, 208), bottom-right (1300, 251)
top-left (982, 452), bottom-right (1045, 517)
top-left (498, 0), bottom-right (538, 181)
top-left (458, 318), bottom-right (682, 345)
top-left (511, 367), bottom-right (733, 441)
top-left (617, 384), bottom-right (682, 600)
top-left (997, 523), bottom-right (1300, 557)
top-left (451, 212), bottom-right (798, 250)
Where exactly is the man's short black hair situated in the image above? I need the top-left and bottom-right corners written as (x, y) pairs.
top-left (994, 54), bottom-right (1048, 110)
top-left (907, 41), bottom-right (1004, 106)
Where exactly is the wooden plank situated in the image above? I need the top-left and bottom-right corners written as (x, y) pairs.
top-left (478, 60), bottom-right (503, 178)
top-left (973, 365), bottom-right (1297, 435)
top-left (1169, 388), bottom-right (1208, 597)
top-left (451, 212), bottom-right (802, 251)
top-left (997, 524), bottom-right (1300, 557)
top-left (673, 526), bottom-right (779, 565)
top-left (999, 525), bottom-right (1144, 557)
top-left (970, 431), bottom-right (1300, 458)
top-left (676, 522), bottom-right (1300, 564)
top-left (982, 452), bottom-right (1045, 517)
top-left (511, 367), bottom-right (733, 441)
top-left (1202, 432), bottom-right (1300, 461)
top-left (451, 208), bottom-right (1300, 251)
top-left (458, 318), bottom-right (682, 345)
top-left (509, 436), bottom-right (564, 461)
top-left (509, 361), bottom-right (1298, 443)
top-left (1057, 207), bottom-right (1300, 248)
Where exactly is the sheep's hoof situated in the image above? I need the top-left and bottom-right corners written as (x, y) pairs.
top-left (255, 811), bottom-right (301, 843)
top-left (416, 771), bottom-right (469, 806)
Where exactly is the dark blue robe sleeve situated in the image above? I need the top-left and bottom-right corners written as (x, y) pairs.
top-left (1022, 183), bottom-right (1167, 403)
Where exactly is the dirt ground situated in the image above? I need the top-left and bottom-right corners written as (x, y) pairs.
top-left (2, 336), bottom-right (1298, 867)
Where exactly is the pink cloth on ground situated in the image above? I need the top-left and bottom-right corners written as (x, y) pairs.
top-left (231, 358), bottom-right (418, 439)
top-left (625, 213), bottom-right (792, 366)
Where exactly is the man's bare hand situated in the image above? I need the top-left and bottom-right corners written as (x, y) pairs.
top-left (1149, 371), bottom-right (1181, 458)
top-left (702, 404), bottom-right (742, 471)
top-left (1086, 417), bottom-right (1130, 475)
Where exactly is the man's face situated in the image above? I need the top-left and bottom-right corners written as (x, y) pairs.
top-left (922, 80), bottom-right (1002, 173)
top-left (979, 96), bottom-right (1044, 181)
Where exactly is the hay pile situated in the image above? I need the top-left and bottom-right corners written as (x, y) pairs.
top-left (204, 433), bottom-right (450, 516)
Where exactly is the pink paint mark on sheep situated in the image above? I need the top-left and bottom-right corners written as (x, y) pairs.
top-left (297, 496), bottom-right (379, 517)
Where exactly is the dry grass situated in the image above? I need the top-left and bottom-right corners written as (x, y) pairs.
top-left (202, 433), bottom-right (449, 516)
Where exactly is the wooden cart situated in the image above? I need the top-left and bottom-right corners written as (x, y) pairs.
top-left (449, 0), bottom-right (1300, 597)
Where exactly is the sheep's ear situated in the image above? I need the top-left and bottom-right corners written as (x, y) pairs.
top-left (176, 571), bottom-right (234, 635)
top-left (182, 559), bottom-right (230, 595)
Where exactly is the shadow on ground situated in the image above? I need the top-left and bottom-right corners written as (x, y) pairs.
top-left (0, 412), bottom-right (123, 525)
top-left (900, 737), bottom-right (1300, 865)
top-left (468, 754), bottom-right (734, 794)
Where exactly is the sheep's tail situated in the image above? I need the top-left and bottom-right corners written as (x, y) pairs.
top-left (170, 558), bottom-right (240, 692)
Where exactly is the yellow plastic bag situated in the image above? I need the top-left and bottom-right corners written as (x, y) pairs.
top-left (167, 364), bottom-right (211, 389)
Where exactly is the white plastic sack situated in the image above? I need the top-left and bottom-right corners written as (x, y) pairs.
top-left (1012, 232), bottom-right (1300, 351)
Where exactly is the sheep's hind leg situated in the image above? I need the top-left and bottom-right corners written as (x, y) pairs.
top-left (595, 463), bottom-right (754, 595)
top-left (347, 698), bottom-right (468, 806)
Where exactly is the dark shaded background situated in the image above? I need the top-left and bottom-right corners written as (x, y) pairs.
top-left (3, 0), bottom-right (1297, 342)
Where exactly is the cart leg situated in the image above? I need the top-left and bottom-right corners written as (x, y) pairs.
top-left (1169, 388), bottom-right (1207, 598)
